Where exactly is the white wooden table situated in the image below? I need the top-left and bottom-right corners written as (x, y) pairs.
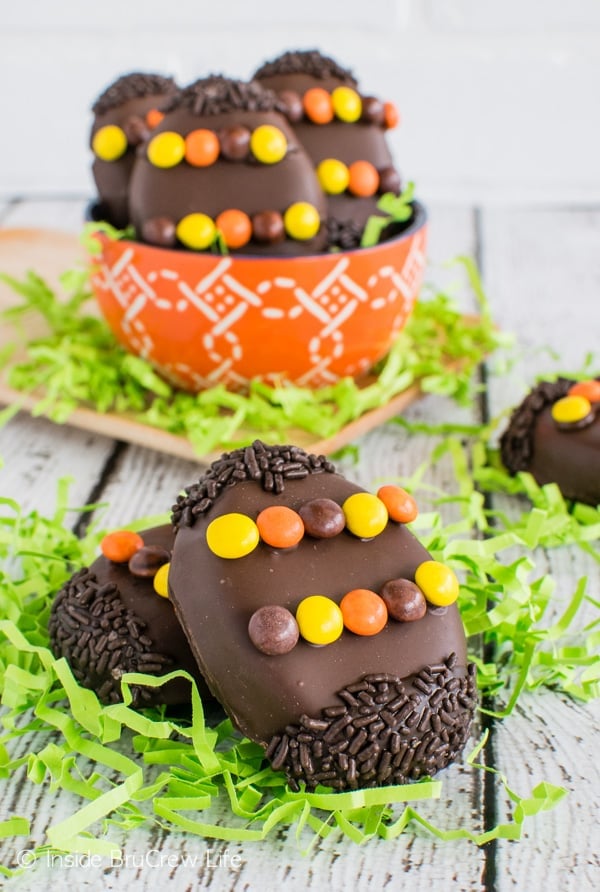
top-left (0, 197), bottom-right (598, 891)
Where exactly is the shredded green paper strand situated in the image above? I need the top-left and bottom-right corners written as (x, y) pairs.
top-left (0, 256), bottom-right (507, 454)
top-left (0, 253), bottom-right (598, 872)
top-left (1, 420), bottom-right (598, 872)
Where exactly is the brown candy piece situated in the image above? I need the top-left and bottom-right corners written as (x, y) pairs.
top-left (298, 497), bottom-right (345, 538)
top-left (248, 605), bottom-right (299, 655)
top-left (278, 89), bottom-right (304, 123)
top-left (218, 125), bottom-right (251, 160)
top-left (141, 216), bottom-right (176, 247)
top-left (128, 544), bottom-right (171, 578)
top-left (378, 166), bottom-right (402, 195)
top-left (361, 96), bottom-right (386, 126)
top-left (251, 210), bottom-right (285, 244)
top-left (380, 578), bottom-right (427, 622)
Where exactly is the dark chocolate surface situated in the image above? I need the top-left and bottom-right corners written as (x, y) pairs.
top-left (128, 106), bottom-right (329, 256)
top-left (255, 71), bottom-right (395, 235)
top-left (91, 92), bottom-right (176, 229)
top-left (500, 377), bottom-right (600, 505)
top-left (49, 525), bottom-right (208, 707)
top-left (168, 473), bottom-right (469, 745)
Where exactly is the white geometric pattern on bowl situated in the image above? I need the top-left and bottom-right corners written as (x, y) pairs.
top-left (93, 227), bottom-right (427, 390)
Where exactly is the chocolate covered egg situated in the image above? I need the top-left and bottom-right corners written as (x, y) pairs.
top-left (90, 72), bottom-right (178, 229)
top-left (128, 75), bottom-right (328, 256)
top-left (168, 442), bottom-right (476, 791)
top-left (49, 524), bottom-right (208, 707)
top-left (254, 49), bottom-right (402, 248)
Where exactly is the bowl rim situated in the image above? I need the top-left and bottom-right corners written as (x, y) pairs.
top-left (87, 200), bottom-right (428, 263)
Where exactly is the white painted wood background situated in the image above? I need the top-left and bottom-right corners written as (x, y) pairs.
top-left (0, 196), bottom-right (598, 890)
top-left (1, 1), bottom-right (600, 204)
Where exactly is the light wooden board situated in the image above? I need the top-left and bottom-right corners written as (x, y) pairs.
top-left (0, 227), bottom-right (471, 464)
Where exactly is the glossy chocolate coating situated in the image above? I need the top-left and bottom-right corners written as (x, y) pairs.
top-left (500, 377), bottom-right (600, 506)
top-left (129, 107), bottom-right (328, 256)
top-left (255, 70), bottom-right (395, 232)
top-left (168, 474), bottom-right (469, 745)
top-left (91, 92), bottom-right (175, 229)
top-left (530, 404), bottom-right (600, 503)
top-left (49, 525), bottom-right (209, 706)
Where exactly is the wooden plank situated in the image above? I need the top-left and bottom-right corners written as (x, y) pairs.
top-left (481, 206), bottom-right (600, 892)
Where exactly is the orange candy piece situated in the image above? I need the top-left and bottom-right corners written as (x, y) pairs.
top-left (146, 109), bottom-right (164, 129)
top-left (383, 101), bottom-right (400, 129)
top-left (340, 588), bottom-right (388, 636)
top-left (568, 379), bottom-right (600, 403)
top-left (101, 530), bottom-right (144, 563)
top-left (185, 128), bottom-right (220, 167)
top-left (215, 209), bottom-right (253, 249)
top-left (256, 506), bottom-right (305, 549)
top-left (348, 160), bottom-right (379, 197)
top-left (376, 485), bottom-right (418, 523)
top-left (303, 87), bottom-right (334, 124)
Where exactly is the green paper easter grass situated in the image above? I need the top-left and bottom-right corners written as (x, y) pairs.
top-left (0, 254), bottom-right (506, 457)
top-left (2, 420), bottom-right (599, 873)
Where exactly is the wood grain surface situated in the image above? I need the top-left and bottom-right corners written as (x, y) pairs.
top-left (0, 197), bottom-right (598, 892)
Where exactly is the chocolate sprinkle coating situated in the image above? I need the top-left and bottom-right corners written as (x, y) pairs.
top-left (92, 72), bottom-right (177, 116)
top-left (254, 49), bottom-right (357, 86)
top-left (48, 567), bottom-right (173, 707)
top-left (171, 441), bottom-right (335, 530)
top-left (265, 655), bottom-right (477, 791)
top-left (500, 377), bottom-right (574, 472)
top-left (161, 75), bottom-right (286, 118)
top-left (325, 217), bottom-right (365, 250)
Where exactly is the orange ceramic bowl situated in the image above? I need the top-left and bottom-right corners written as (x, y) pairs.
top-left (90, 203), bottom-right (427, 391)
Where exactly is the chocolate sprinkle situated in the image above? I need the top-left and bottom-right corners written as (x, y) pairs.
top-left (254, 49), bottom-right (357, 86)
top-left (500, 377), bottom-right (577, 473)
top-left (325, 217), bottom-right (364, 251)
top-left (171, 441), bottom-right (336, 530)
top-left (48, 568), bottom-right (172, 707)
top-left (161, 75), bottom-right (286, 118)
top-left (92, 72), bottom-right (177, 116)
top-left (265, 654), bottom-right (477, 791)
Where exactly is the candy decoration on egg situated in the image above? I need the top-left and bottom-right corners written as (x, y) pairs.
top-left (296, 595), bottom-right (344, 645)
top-left (49, 525), bottom-right (209, 708)
top-left (169, 441), bottom-right (476, 792)
top-left (501, 375), bottom-right (600, 506)
top-left (129, 75), bottom-right (328, 256)
top-left (90, 71), bottom-right (178, 228)
top-left (100, 529), bottom-right (144, 563)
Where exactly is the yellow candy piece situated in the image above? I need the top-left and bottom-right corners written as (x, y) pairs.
top-left (92, 125), bottom-right (127, 161)
top-left (551, 394), bottom-right (592, 424)
top-left (250, 124), bottom-right (287, 164)
top-left (415, 560), bottom-right (459, 607)
top-left (206, 512), bottom-right (259, 559)
top-left (283, 202), bottom-right (321, 240)
top-left (296, 595), bottom-right (344, 645)
top-left (342, 492), bottom-right (388, 539)
top-left (153, 562), bottom-right (170, 598)
top-left (147, 131), bottom-right (186, 168)
top-left (331, 86), bottom-right (362, 123)
top-left (316, 158), bottom-right (350, 195)
top-left (176, 213), bottom-right (216, 250)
